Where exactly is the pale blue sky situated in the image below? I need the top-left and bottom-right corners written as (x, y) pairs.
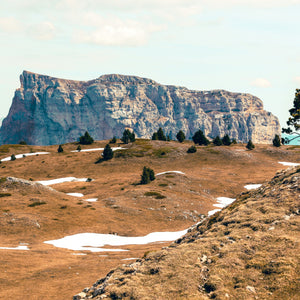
top-left (0, 0), bottom-right (300, 128)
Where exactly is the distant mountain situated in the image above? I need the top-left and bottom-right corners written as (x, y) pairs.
top-left (0, 71), bottom-right (280, 145)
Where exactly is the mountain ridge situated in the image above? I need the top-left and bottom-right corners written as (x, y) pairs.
top-left (0, 71), bottom-right (280, 145)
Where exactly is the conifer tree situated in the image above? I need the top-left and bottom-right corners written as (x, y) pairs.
top-left (192, 130), bottom-right (209, 145)
top-left (79, 131), bottom-right (94, 145)
top-left (76, 145), bottom-right (81, 152)
top-left (152, 132), bottom-right (158, 140)
top-left (282, 89), bottom-right (300, 144)
top-left (176, 130), bottom-right (185, 143)
top-left (57, 145), bottom-right (63, 153)
top-left (140, 166), bottom-right (155, 184)
top-left (110, 136), bottom-right (117, 144)
top-left (10, 154), bottom-right (16, 161)
top-left (213, 136), bottom-right (222, 146)
top-left (246, 140), bottom-right (255, 150)
top-left (272, 134), bottom-right (281, 147)
top-left (157, 127), bottom-right (167, 141)
top-left (102, 144), bottom-right (114, 160)
top-left (121, 129), bottom-right (135, 144)
top-left (222, 134), bottom-right (232, 146)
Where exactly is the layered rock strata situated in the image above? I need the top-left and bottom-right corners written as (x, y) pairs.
top-left (0, 71), bottom-right (280, 145)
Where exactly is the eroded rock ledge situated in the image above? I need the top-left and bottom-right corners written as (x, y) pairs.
top-left (0, 71), bottom-right (280, 145)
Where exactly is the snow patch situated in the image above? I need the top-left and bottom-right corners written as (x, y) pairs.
top-left (85, 198), bottom-right (98, 202)
top-left (156, 171), bottom-right (185, 176)
top-left (208, 197), bottom-right (236, 216)
top-left (71, 147), bottom-right (124, 153)
top-left (1, 152), bottom-right (50, 162)
top-left (278, 161), bottom-right (300, 167)
top-left (244, 184), bottom-right (262, 190)
top-left (0, 245), bottom-right (29, 250)
top-left (37, 177), bottom-right (89, 186)
top-left (67, 193), bottom-right (84, 197)
top-left (44, 230), bottom-right (188, 252)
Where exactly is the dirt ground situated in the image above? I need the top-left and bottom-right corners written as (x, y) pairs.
top-left (0, 139), bottom-right (299, 299)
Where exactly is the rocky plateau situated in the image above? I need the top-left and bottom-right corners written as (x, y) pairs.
top-left (0, 71), bottom-right (280, 145)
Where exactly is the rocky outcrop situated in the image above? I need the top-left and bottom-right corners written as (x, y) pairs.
top-left (0, 71), bottom-right (280, 145)
top-left (74, 166), bottom-right (300, 300)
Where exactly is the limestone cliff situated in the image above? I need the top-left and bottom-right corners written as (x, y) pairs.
top-left (0, 71), bottom-right (280, 145)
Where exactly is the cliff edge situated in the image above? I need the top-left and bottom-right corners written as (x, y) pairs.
top-left (0, 71), bottom-right (280, 145)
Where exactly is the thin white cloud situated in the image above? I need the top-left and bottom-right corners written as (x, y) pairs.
top-left (73, 17), bottom-right (162, 46)
top-left (27, 21), bottom-right (56, 40)
top-left (251, 78), bottom-right (271, 88)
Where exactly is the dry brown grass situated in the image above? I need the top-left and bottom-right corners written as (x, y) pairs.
top-left (0, 140), bottom-right (299, 299)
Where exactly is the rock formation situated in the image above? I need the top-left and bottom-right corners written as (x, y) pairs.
top-left (0, 71), bottom-right (280, 145)
top-left (74, 166), bottom-right (300, 299)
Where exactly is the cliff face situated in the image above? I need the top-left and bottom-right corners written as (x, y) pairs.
top-left (0, 71), bottom-right (280, 145)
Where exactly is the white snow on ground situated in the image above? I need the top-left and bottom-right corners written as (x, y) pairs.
top-left (85, 198), bottom-right (98, 202)
top-left (122, 258), bottom-right (139, 261)
top-left (44, 230), bottom-right (188, 252)
top-left (208, 197), bottom-right (236, 216)
top-left (67, 193), bottom-right (84, 197)
top-left (71, 147), bottom-right (124, 153)
top-left (0, 246), bottom-right (29, 250)
top-left (244, 184), bottom-right (262, 190)
top-left (156, 171), bottom-right (185, 176)
top-left (1, 152), bottom-right (50, 162)
top-left (207, 209), bottom-right (221, 217)
top-left (37, 177), bottom-right (89, 186)
top-left (278, 161), bottom-right (300, 167)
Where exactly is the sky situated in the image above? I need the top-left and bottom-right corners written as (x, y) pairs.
top-left (0, 0), bottom-right (300, 128)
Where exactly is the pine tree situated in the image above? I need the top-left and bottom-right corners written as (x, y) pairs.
top-left (57, 145), bottom-right (63, 153)
top-left (79, 131), bottom-right (94, 145)
top-left (121, 129), bottom-right (135, 144)
top-left (222, 134), bottom-right (232, 146)
top-left (192, 130), bottom-right (209, 145)
top-left (102, 144), bottom-right (114, 161)
top-left (157, 128), bottom-right (167, 141)
top-left (272, 134), bottom-right (281, 147)
top-left (176, 130), bottom-right (185, 143)
top-left (213, 136), bottom-right (222, 146)
top-left (10, 154), bottom-right (16, 161)
top-left (152, 132), bottom-right (158, 140)
top-left (76, 145), bottom-right (81, 152)
top-left (140, 167), bottom-right (155, 184)
top-left (246, 140), bottom-right (255, 150)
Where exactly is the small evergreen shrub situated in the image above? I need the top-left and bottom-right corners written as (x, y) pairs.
top-left (187, 145), bottom-right (197, 153)
top-left (101, 144), bottom-right (114, 161)
top-left (192, 130), bottom-right (209, 145)
top-left (76, 145), bottom-right (81, 152)
top-left (79, 131), bottom-right (94, 145)
top-left (11, 154), bottom-right (16, 161)
top-left (57, 145), bottom-right (63, 153)
top-left (176, 130), bottom-right (185, 143)
top-left (213, 136), bottom-right (223, 146)
top-left (19, 140), bottom-right (27, 145)
top-left (246, 140), bottom-right (255, 150)
top-left (232, 139), bottom-right (237, 144)
top-left (109, 136), bottom-right (117, 144)
top-left (272, 134), bottom-right (281, 147)
top-left (141, 166), bottom-right (155, 184)
top-left (222, 134), bottom-right (232, 146)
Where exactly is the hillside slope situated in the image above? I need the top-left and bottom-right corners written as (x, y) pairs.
top-left (0, 71), bottom-right (280, 145)
top-left (75, 166), bottom-right (300, 300)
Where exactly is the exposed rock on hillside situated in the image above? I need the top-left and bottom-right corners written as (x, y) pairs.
top-left (74, 166), bottom-right (300, 300)
top-left (0, 71), bottom-right (280, 145)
